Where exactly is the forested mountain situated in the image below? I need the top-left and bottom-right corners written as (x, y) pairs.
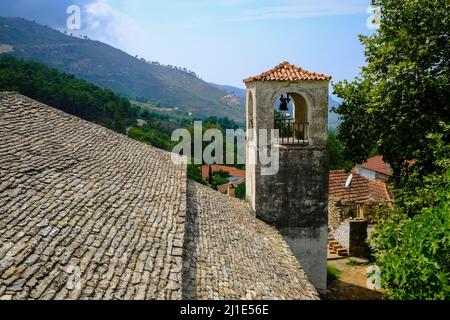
top-left (0, 55), bottom-right (139, 133)
top-left (0, 17), bottom-right (245, 123)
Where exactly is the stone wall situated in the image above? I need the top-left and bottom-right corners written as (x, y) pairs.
top-left (328, 199), bottom-right (345, 231)
top-left (332, 219), bottom-right (370, 258)
top-left (332, 220), bottom-right (350, 250)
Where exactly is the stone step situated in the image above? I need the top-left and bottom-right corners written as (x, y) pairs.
top-left (329, 240), bottom-right (339, 246)
top-left (337, 249), bottom-right (349, 257)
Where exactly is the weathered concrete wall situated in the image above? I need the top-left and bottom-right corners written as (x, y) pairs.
top-left (254, 147), bottom-right (329, 229)
top-left (281, 226), bottom-right (328, 291)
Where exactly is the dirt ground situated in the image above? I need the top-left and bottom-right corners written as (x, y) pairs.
top-left (325, 258), bottom-right (383, 300)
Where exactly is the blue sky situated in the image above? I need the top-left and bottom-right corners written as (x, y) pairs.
top-left (0, 0), bottom-right (375, 88)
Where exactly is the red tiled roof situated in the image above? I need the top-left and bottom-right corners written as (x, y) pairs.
top-left (201, 165), bottom-right (246, 179)
top-left (329, 170), bottom-right (392, 204)
top-left (368, 180), bottom-right (392, 203)
top-left (243, 61), bottom-right (331, 83)
top-left (217, 179), bottom-right (245, 194)
top-left (361, 156), bottom-right (393, 176)
top-left (329, 170), bottom-right (369, 203)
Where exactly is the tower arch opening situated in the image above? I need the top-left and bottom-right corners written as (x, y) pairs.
top-left (273, 91), bottom-right (309, 146)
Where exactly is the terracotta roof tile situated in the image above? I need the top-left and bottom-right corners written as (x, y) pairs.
top-left (329, 170), bottom-right (392, 204)
top-left (329, 170), bottom-right (369, 203)
top-left (368, 180), bottom-right (393, 203)
top-left (361, 156), bottom-right (393, 176)
top-left (244, 61), bottom-right (331, 83)
top-left (201, 165), bottom-right (246, 179)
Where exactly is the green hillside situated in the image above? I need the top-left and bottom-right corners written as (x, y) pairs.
top-left (0, 55), bottom-right (139, 133)
top-left (0, 17), bottom-right (245, 123)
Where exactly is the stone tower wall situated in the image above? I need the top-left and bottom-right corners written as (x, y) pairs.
top-left (245, 80), bottom-right (330, 290)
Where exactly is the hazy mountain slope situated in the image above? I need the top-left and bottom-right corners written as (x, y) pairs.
top-left (0, 17), bottom-right (245, 122)
top-left (328, 97), bottom-right (341, 130)
top-left (210, 83), bottom-right (246, 100)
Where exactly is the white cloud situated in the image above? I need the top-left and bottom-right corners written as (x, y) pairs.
top-left (227, 0), bottom-right (368, 22)
top-left (80, 0), bottom-right (147, 55)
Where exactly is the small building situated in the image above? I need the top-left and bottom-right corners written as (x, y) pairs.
top-left (217, 178), bottom-right (245, 197)
top-left (354, 155), bottom-right (393, 181)
top-left (328, 170), bottom-right (392, 229)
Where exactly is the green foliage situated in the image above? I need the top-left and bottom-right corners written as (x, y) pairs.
top-left (0, 55), bottom-right (139, 133)
top-left (235, 184), bottom-right (246, 200)
top-left (395, 127), bottom-right (450, 217)
top-left (203, 116), bottom-right (240, 131)
top-left (187, 164), bottom-right (206, 185)
top-left (128, 126), bottom-right (172, 150)
top-left (371, 185), bottom-right (450, 299)
top-left (371, 132), bottom-right (450, 300)
top-left (327, 130), bottom-right (352, 170)
top-left (327, 264), bottom-right (341, 284)
top-left (331, 0), bottom-right (450, 300)
top-left (333, 0), bottom-right (450, 181)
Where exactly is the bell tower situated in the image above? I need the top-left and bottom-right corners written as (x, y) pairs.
top-left (244, 62), bottom-right (330, 291)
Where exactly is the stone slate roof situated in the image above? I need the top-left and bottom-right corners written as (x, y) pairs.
top-left (0, 92), bottom-right (187, 300)
top-left (244, 61), bottom-right (331, 83)
top-left (183, 181), bottom-right (318, 300)
top-left (0, 92), bottom-right (317, 300)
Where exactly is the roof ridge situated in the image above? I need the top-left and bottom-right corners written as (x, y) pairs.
top-left (244, 61), bottom-right (331, 83)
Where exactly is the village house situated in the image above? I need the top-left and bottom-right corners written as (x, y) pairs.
top-left (328, 170), bottom-right (392, 230)
top-left (354, 156), bottom-right (393, 181)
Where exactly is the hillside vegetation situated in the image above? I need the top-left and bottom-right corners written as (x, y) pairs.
top-left (0, 55), bottom-right (138, 133)
top-left (0, 17), bottom-right (245, 122)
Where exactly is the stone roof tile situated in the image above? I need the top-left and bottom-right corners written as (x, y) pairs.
top-left (0, 92), bottom-right (186, 300)
top-left (183, 181), bottom-right (319, 300)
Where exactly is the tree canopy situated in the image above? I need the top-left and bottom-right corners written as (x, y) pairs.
top-left (333, 0), bottom-right (450, 299)
top-left (333, 0), bottom-right (449, 182)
